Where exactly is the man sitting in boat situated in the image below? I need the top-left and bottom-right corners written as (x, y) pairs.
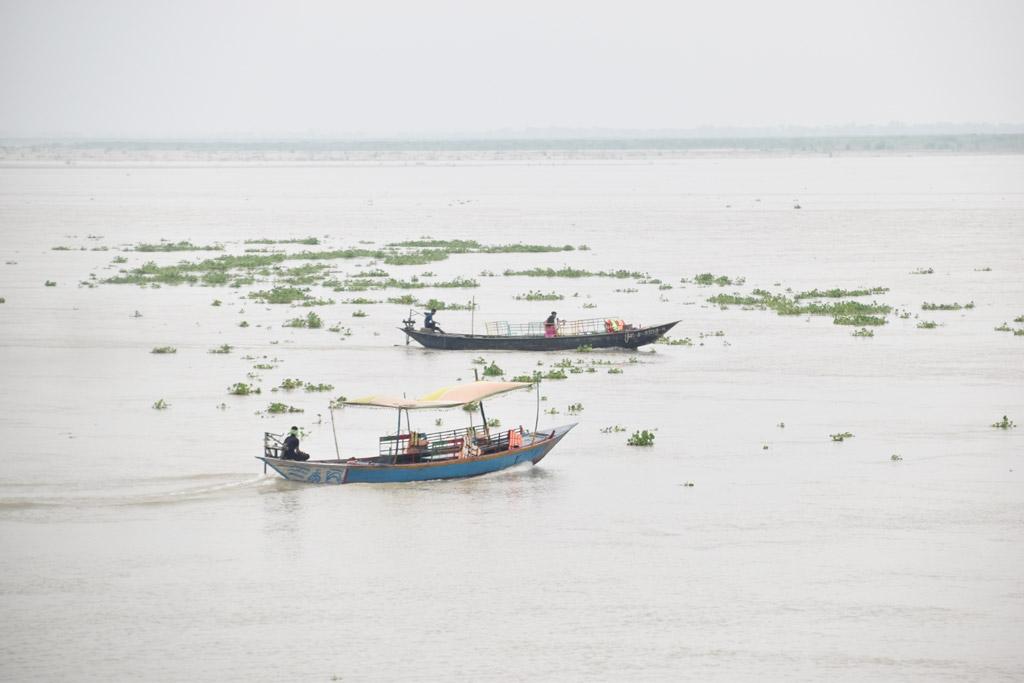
top-left (282, 426), bottom-right (309, 461)
top-left (424, 308), bottom-right (444, 334)
top-left (544, 311), bottom-right (558, 338)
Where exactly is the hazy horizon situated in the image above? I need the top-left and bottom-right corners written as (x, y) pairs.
top-left (2, 0), bottom-right (1023, 139)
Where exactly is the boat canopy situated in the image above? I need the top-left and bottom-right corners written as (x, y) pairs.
top-left (343, 381), bottom-right (533, 410)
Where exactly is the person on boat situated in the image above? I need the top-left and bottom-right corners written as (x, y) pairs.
top-left (282, 426), bottom-right (309, 461)
top-left (424, 308), bottom-right (444, 334)
top-left (544, 311), bottom-right (558, 338)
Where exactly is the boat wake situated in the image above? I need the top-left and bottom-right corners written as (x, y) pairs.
top-left (0, 473), bottom-right (283, 512)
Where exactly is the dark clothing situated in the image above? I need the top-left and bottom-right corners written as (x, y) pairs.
top-left (282, 433), bottom-right (308, 461)
top-left (546, 314), bottom-right (557, 325)
top-left (424, 311), bottom-right (444, 333)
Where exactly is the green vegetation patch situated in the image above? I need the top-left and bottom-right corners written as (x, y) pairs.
top-left (626, 430), bottom-right (656, 446)
top-left (284, 312), bottom-right (323, 328)
top-left (248, 286), bottom-right (311, 304)
top-left (504, 267), bottom-right (647, 279)
top-left (515, 290), bottom-right (564, 301)
top-left (991, 415), bottom-right (1016, 429)
top-left (151, 346), bottom-right (177, 354)
top-left (922, 301), bottom-right (974, 311)
top-left (266, 402), bottom-right (303, 414)
top-left (228, 383), bottom-right (260, 396)
top-left (795, 287), bottom-right (889, 299)
top-left (132, 241), bottom-right (223, 252)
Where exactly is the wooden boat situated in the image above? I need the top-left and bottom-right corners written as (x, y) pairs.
top-left (257, 381), bottom-right (575, 485)
top-left (401, 316), bottom-right (680, 351)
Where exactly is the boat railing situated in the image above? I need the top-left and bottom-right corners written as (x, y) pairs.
top-left (378, 424), bottom-right (527, 461)
top-left (484, 316), bottom-right (624, 337)
top-left (264, 432), bottom-right (290, 459)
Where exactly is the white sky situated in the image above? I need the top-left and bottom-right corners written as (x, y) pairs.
top-left (1, 0), bottom-right (1022, 137)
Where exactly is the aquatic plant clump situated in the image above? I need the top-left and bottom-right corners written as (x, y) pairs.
top-left (916, 321), bottom-right (938, 329)
top-left (283, 312), bottom-right (323, 329)
top-left (626, 430), bottom-right (656, 446)
top-left (228, 383), bottom-right (260, 396)
top-left (851, 328), bottom-right (875, 337)
top-left (482, 361), bottom-right (504, 377)
top-left (266, 402), bottom-right (303, 414)
top-left (991, 415), bottom-right (1016, 429)
top-left (795, 287), bottom-right (889, 299)
top-left (151, 346), bottom-right (177, 354)
top-left (132, 241), bottom-right (223, 252)
top-left (922, 301), bottom-right (974, 311)
top-left (833, 314), bottom-right (887, 326)
top-left (209, 344), bottom-right (234, 354)
top-left (152, 399), bottom-right (170, 410)
top-left (248, 286), bottom-right (311, 304)
top-left (830, 432), bottom-right (854, 442)
top-left (515, 290), bottom-right (564, 301)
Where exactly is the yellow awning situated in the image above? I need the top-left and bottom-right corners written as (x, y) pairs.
top-left (343, 380), bottom-right (533, 410)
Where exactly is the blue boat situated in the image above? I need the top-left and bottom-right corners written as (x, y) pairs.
top-left (257, 381), bottom-right (575, 485)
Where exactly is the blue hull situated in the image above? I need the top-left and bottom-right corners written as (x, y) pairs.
top-left (258, 425), bottom-right (575, 485)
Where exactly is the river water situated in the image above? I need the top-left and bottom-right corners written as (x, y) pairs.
top-left (1, 151), bottom-right (1022, 681)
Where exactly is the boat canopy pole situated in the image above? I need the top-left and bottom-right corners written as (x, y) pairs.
top-left (479, 400), bottom-right (488, 437)
top-left (534, 380), bottom-right (540, 437)
top-left (330, 404), bottom-right (341, 461)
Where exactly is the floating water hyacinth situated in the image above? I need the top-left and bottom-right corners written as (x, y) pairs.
top-left (627, 430), bottom-right (656, 446)
top-left (830, 432), bottom-right (854, 442)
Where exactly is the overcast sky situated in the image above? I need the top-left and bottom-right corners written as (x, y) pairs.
top-left (1, 0), bottom-right (1022, 138)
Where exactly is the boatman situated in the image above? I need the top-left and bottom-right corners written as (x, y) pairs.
top-left (544, 311), bottom-right (558, 338)
top-left (424, 308), bottom-right (444, 334)
top-left (282, 426), bottom-right (309, 461)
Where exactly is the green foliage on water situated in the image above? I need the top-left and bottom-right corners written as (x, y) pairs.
top-left (709, 290), bottom-right (891, 324)
top-left (249, 286), bottom-right (310, 304)
top-left (482, 361), bottom-right (504, 377)
top-left (515, 290), bottom-right (563, 301)
top-left (486, 418), bottom-right (501, 428)
top-left (922, 301), bottom-right (974, 311)
top-left (991, 415), bottom-right (1016, 429)
top-left (917, 321), bottom-right (938, 329)
top-left (151, 346), bottom-right (177, 354)
top-left (543, 369), bottom-right (568, 380)
top-left (279, 378), bottom-right (303, 390)
top-left (656, 335), bottom-right (694, 346)
top-left (600, 425), bottom-right (627, 433)
top-left (422, 298), bottom-right (474, 311)
top-left (504, 267), bottom-right (647, 279)
top-left (209, 344), bottom-right (233, 354)
top-left (834, 314), bottom-right (887, 326)
top-left (112, 255), bottom-right (128, 264)
top-left (267, 402), bottom-right (303, 414)
top-left (387, 239), bottom-right (574, 254)
top-left (44, 280), bottom-right (57, 287)
top-left (994, 323), bottom-right (1012, 332)
top-left (132, 241), bottom-right (223, 252)
top-left (284, 312), bottom-right (322, 328)
top-left (575, 344), bottom-right (593, 352)
top-left (567, 403), bottom-right (584, 414)
top-left (462, 401), bottom-right (479, 413)
top-left (851, 327), bottom-right (875, 337)
top-left (352, 309), bottom-right (368, 317)
top-left (911, 267), bottom-right (934, 275)
top-left (510, 371), bottom-right (542, 382)
top-left (795, 287), bottom-right (889, 299)
top-left (304, 382), bottom-right (334, 392)
top-left (830, 432), bottom-right (854, 442)
top-left (245, 237), bottom-right (319, 245)
top-left (689, 273), bottom-right (742, 287)
top-left (627, 430), bottom-right (656, 446)
top-left (152, 398), bottom-right (170, 410)
top-left (607, 367), bottom-right (624, 374)
top-left (238, 320), bottom-right (249, 327)
top-left (228, 382), bottom-right (260, 396)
